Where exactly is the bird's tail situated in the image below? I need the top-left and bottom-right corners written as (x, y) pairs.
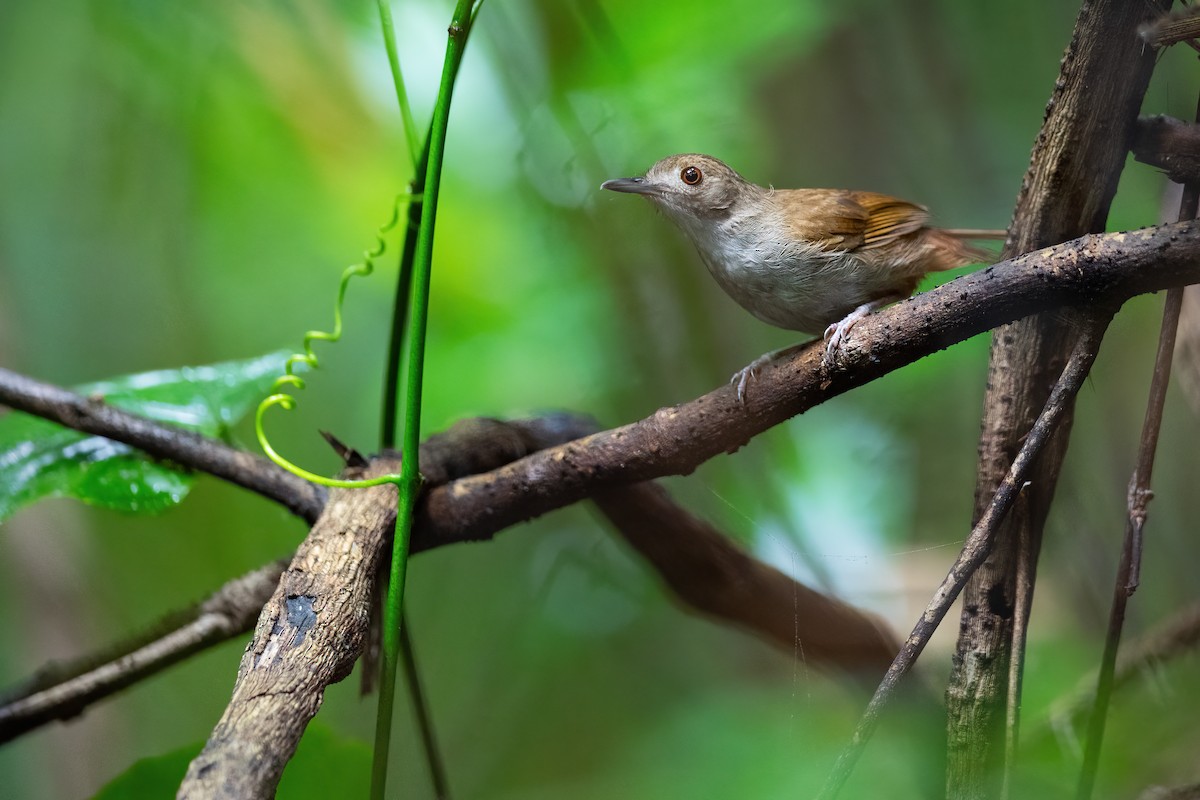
top-left (926, 227), bottom-right (1006, 269)
top-left (941, 228), bottom-right (1008, 241)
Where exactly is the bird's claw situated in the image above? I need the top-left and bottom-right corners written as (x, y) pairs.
top-left (822, 321), bottom-right (852, 366)
top-left (730, 365), bottom-right (757, 405)
top-left (823, 303), bottom-right (878, 367)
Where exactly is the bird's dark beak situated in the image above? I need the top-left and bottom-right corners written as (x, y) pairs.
top-left (600, 176), bottom-right (657, 195)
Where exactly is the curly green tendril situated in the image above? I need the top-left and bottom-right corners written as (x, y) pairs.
top-left (255, 194), bottom-right (416, 489)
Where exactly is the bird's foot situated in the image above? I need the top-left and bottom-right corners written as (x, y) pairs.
top-left (730, 353), bottom-right (776, 404)
top-left (822, 300), bottom-right (890, 366)
top-left (822, 319), bottom-right (859, 366)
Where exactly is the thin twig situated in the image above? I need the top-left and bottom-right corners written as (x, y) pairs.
top-left (1003, 509), bottom-right (1036, 800)
top-left (0, 561), bottom-right (286, 743)
top-left (1039, 600), bottom-right (1200, 745)
top-left (1075, 137), bottom-right (1200, 800)
top-left (399, 619), bottom-right (451, 800)
top-left (817, 317), bottom-right (1111, 800)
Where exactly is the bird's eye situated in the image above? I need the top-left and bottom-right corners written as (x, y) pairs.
top-left (681, 166), bottom-right (702, 186)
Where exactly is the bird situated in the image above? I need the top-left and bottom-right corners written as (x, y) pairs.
top-left (601, 154), bottom-right (1004, 400)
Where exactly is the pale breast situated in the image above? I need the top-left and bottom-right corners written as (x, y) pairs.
top-left (675, 211), bottom-right (910, 334)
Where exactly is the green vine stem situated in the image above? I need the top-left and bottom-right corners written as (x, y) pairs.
top-left (255, 197), bottom-right (411, 490)
top-left (372, 0), bottom-right (450, 792)
top-left (381, 118), bottom-right (456, 800)
top-left (374, 0), bottom-right (420, 169)
top-left (371, 1), bottom-right (481, 798)
top-left (381, 134), bottom-right (430, 451)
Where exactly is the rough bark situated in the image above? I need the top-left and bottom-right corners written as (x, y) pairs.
top-left (947, 2), bottom-right (1170, 796)
top-left (178, 460), bottom-right (401, 799)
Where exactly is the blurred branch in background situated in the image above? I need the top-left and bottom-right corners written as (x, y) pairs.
top-left (1039, 600), bottom-right (1200, 753)
top-left (1174, 285), bottom-right (1200, 413)
top-left (1133, 115), bottom-right (1200, 186)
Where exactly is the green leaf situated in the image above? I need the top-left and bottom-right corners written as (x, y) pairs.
top-left (91, 726), bottom-right (370, 799)
top-left (277, 724), bottom-right (372, 799)
top-left (91, 742), bottom-right (198, 799)
top-left (0, 351), bottom-right (289, 523)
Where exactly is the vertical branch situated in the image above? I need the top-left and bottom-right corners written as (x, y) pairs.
top-left (1074, 134), bottom-right (1200, 800)
top-left (374, 0), bottom-right (421, 168)
top-left (399, 620), bottom-right (451, 799)
top-left (948, 1), bottom-right (1168, 796)
top-left (1001, 515), bottom-right (1034, 800)
top-left (817, 318), bottom-right (1110, 800)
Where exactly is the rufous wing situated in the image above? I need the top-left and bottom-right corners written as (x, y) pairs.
top-left (778, 189), bottom-right (931, 251)
top-left (849, 191), bottom-right (931, 248)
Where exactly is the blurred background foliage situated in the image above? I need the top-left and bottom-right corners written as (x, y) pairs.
top-left (2, 0), bottom-right (1199, 797)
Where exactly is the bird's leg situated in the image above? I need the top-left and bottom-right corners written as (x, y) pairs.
top-left (729, 342), bottom-right (811, 404)
top-left (822, 295), bottom-right (904, 364)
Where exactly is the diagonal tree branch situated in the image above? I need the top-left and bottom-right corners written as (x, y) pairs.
top-left (3, 225), bottom-right (1198, 557)
top-left (414, 222), bottom-right (1200, 550)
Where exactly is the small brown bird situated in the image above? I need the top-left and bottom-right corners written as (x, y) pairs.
top-left (602, 154), bottom-right (1003, 398)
